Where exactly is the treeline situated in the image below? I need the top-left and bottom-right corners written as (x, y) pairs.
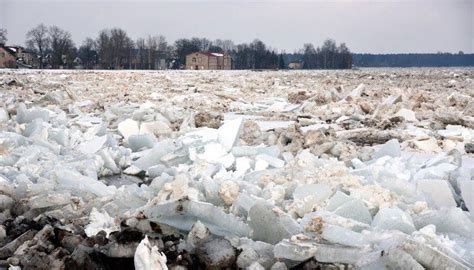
top-left (274, 39), bottom-right (353, 69)
top-left (300, 40), bottom-right (352, 69)
top-left (352, 53), bottom-right (474, 67)
top-left (3, 24), bottom-right (353, 69)
top-left (274, 40), bottom-right (353, 69)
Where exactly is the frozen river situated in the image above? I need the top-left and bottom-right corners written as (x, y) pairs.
top-left (0, 68), bottom-right (472, 269)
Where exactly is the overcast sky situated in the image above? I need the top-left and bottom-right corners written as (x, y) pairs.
top-left (1, 0), bottom-right (472, 53)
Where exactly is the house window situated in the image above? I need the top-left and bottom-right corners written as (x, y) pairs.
top-left (192, 57), bottom-right (197, 63)
top-left (0, 52), bottom-right (4, 57)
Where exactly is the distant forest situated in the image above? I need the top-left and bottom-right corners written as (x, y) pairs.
top-left (352, 53), bottom-right (474, 67)
top-left (283, 52), bottom-right (474, 68)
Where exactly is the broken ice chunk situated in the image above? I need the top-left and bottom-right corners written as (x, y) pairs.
top-left (293, 184), bottom-right (332, 202)
top-left (281, 152), bottom-right (294, 163)
top-left (417, 179), bottom-right (456, 208)
top-left (372, 207), bottom-right (415, 234)
top-left (22, 119), bottom-right (48, 139)
top-left (395, 108), bottom-right (418, 122)
top-left (254, 159), bottom-right (269, 171)
top-left (84, 208), bottom-right (120, 238)
top-left (314, 243), bottom-right (367, 264)
top-left (249, 201), bottom-right (302, 244)
top-left (236, 247), bottom-right (259, 268)
top-left (218, 117), bottom-right (243, 151)
top-left (292, 184), bottom-right (332, 215)
top-left (187, 220), bottom-right (211, 250)
top-left (402, 232), bottom-right (473, 270)
top-left (128, 134), bottom-right (156, 152)
top-left (255, 154), bottom-right (285, 168)
top-left (118, 118), bottom-right (139, 140)
top-left (413, 208), bottom-right (474, 239)
top-left (134, 235), bottom-right (168, 270)
top-left (231, 145), bottom-right (280, 158)
top-left (54, 169), bottom-right (116, 197)
top-left (0, 107), bottom-right (8, 123)
top-left (326, 191), bottom-right (352, 211)
top-left (199, 177), bottom-right (220, 205)
top-left (271, 262), bottom-right (288, 270)
top-left (133, 140), bottom-right (177, 170)
top-left (140, 121), bottom-right (172, 136)
top-left (144, 198), bottom-right (251, 237)
top-left (234, 157), bottom-right (252, 177)
top-left (346, 83), bottom-right (365, 99)
top-left (321, 225), bottom-right (369, 248)
top-left (413, 162), bottom-right (458, 181)
top-left (0, 176), bottom-right (13, 197)
top-left (197, 142), bottom-right (235, 168)
top-left (147, 164), bottom-right (167, 179)
top-left (0, 195), bottom-right (13, 210)
top-left (274, 239), bottom-right (366, 264)
top-left (16, 103), bottom-right (50, 124)
top-left (364, 247), bottom-right (424, 270)
top-left (273, 239), bottom-right (318, 261)
top-left (413, 137), bottom-right (442, 153)
top-left (29, 192), bottom-right (71, 209)
top-left (123, 165), bottom-right (144, 176)
top-left (247, 262), bottom-right (265, 270)
top-left (373, 139), bottom-right (401, 159)
top-left (384, 94), bottom-right (402, 105)
top-left (77, 135), bottom-right (107, 154)
top-left (181, 128), bottom-right (218, 145)
top-left (301, 211), bottom-right (371, 234)
top-left (231, 193), bottom-right (257, 218)
top-left (235, 238), bottom-right (276, 269)
top-left (99, 149), bottom-right (121, 174)
top-left (460, 181), bottom-right (474, 212)
top-left (332, 198), bottom-right (372, 224)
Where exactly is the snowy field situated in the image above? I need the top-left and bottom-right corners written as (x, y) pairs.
top-left (0, 68), bottom-right (473, 269)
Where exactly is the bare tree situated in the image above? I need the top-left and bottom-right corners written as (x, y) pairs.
top-left (0, 28), bottom-right (7, 44)
top-left (136, 38), bottom-right (146, 69)
top-left (156, 35), bottom-right (172, 69)
top-left (95, 28), bottom-right (133, 69)
top-left (337, 43), bottom-right (352, 69)
top-left (26, 23), bottom-right (50, 68)
top-left (214, 39), bottom-right (235, 53)
top-left (146, 36), bottom-right (157, 69)
top-left (96, 30), bottom-right (112, 69)
top-left (156, 35), bottom-right (167, 52)
top-left (78, 38), bottom-right (97, 69)
top-left (321, 39), bottom-right (337, 69)
top-left (109, 28), bottom-right (133, 69)
top-left (49, 26), bottom-right (75, 68)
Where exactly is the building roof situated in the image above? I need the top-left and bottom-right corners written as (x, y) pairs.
top-left (188, 52), bottom-right (227, 57)
top-left (0, 45), bottom-right (35, 56)
top-left (11, 46), bottom-right (35, 54)
top-left (0, 45), bottom-right (16, 57)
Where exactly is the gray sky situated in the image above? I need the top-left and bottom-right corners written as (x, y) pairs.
top-left (1, 0), bottom-right (472, 53)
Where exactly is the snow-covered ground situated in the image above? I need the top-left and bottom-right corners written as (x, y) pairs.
top-left (0, 68), bottom-right (473, 269)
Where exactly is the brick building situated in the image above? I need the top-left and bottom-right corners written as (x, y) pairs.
top-left (186, 52), bottom-right (231, 70)
top-left (0, 44), bottom-right (37, 68)
top-left (0, 45), bottom-right (17, 68)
